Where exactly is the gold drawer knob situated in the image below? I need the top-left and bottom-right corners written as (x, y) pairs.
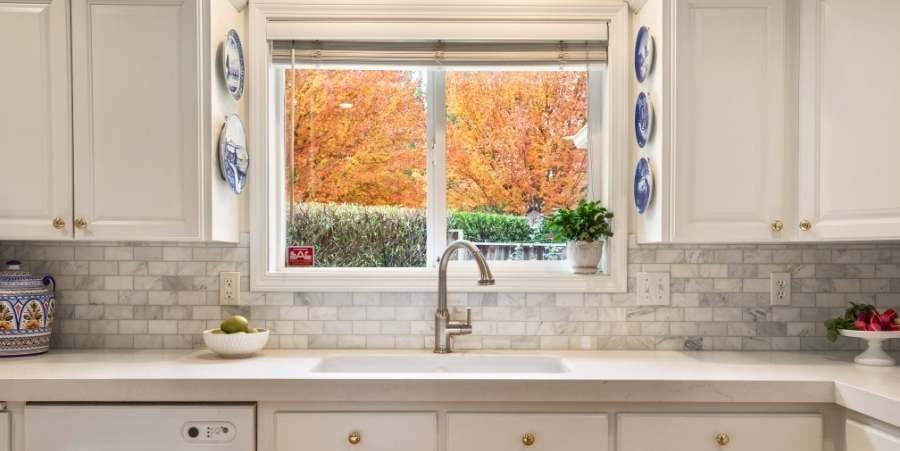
top-left (348, 431), bottom-right (361, 445)
top-left (52, 217), bottom-right (66, 230)
top-left (521, 432), bottom-right (536, 446)
top-left (74, 216), bottom-right (89, 230)
top-left (799, 219), bottom-right (812, 231)
top-left (770, 220), bottom-right (783, 232)
top-left (715, 432), bottom-right (730, 446)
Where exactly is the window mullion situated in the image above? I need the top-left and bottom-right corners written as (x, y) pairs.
top-left (426, 69), bottom-right (448, 267)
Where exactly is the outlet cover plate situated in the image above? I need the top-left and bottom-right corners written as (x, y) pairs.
top-left (637, 272), bottom-right (671, 306)
top-left (219, 272), bottom-right (241, 305)
top-left (770, 272), bottom-right (791, 306)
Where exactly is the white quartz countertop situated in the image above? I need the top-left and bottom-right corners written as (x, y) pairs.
top-left (1, 350), bottom-right (898, 426)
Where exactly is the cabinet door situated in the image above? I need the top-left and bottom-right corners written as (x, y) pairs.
top-left (798, 0), bottom-right (900, 241)
top-left (0, 0), bottom-right (72, 240)
top-left (275, 412), bottom-right (436, 451)
top-left (672, 0), bottom-right (790, 242)
top-left (71, 0), bottom-right (202, 241)
top-left (618, 413), bottom-right (821, 451)
top-left (846, 419), bottom-right (900, 451)
top-left (447, 413), bottom-right (608, 451)
top-left (0, 411), bottom-right (8, 451)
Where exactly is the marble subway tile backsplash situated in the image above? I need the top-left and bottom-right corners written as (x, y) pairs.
top-left (2, 236), bottom-right (899, 351)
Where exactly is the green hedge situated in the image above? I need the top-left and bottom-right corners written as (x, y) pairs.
top-left (448, 211), bottom-right (543, 243)
top-left (287, 203), bottom-right (552, 267)
top-left (288, 203), bottom-right (427, 267)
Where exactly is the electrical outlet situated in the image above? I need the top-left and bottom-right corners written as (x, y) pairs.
top-left (637, 272), bottom-right (670, 306)
top-left (219, 272), bottom-right (241, 305)
top-left (770, 272), bottom-right (791, 306)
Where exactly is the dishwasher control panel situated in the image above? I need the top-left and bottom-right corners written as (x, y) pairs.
top-left (182, 421), bottom-right (237, 443)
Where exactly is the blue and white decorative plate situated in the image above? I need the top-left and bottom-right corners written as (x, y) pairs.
top-left (218, 114), bottom-right (249, 195)
top-left (634, 157), bottom-right (654, 214)
top-left (222, 29), bottom-right (245, 100)
top-left (634, 26), bottom-right (655, 83)
top-left (634, 92), bottom-right (654, 148)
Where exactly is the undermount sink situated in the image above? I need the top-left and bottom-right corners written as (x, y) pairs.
top-left (312, 355), bottom-right (569, 374)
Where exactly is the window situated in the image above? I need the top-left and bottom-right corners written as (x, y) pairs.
top-left (251, 5), bottom-right (629, 292)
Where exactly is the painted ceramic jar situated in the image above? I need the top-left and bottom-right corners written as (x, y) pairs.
top-left (0, 260), bottom-right (55, 356)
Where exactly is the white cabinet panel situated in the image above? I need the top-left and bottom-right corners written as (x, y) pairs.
top-left (846, 419), bottom-right (900, 451)
top-left (798, 0), bottom-right (900, 240)
top-left (447, 413), bottom-right (608, 451)
top-left (275, 412), bottom-right (436, 451)
top-left (0, 0), bottom-right (72, 240)
top-left (71, 0), bottom-right (202, 241)
top-left (618, 413), bottom-right (821, 451)
top-left (0, 412), bottom-right (8, 451)
top-left (672, 0), bottom-right (789, 242)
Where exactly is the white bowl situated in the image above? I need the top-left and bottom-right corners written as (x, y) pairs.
top-left (839, 329), bottom-right (900, 366)
top-left (203, 328), bottom-right (269, 358)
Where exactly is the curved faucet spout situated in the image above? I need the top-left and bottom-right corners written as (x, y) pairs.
top-left (437, 240), bottom-right (494, 313)
top-left (435, 240), bottom-right (495, 353)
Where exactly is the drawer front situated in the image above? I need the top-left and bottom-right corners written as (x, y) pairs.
top-left (447, 413), bottom-right (609, 451)
top-left (275, 412), bottom-right (436, 451)
top-left (618, 413), bottom-right (822, 451)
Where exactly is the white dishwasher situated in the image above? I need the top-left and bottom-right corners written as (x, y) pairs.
top-left (24, 404), bottom-right (254, 451)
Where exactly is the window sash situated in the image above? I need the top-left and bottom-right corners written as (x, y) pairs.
top-left (277, 64), bottom-right (606, 271)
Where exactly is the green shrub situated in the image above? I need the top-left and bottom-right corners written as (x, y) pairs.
top-left (287, 203), bottom-right (426, 267)
top-left (447, 211), bottom-right (535, 243)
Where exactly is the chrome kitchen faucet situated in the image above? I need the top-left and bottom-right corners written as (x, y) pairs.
top-left (434, 240), bottom-right (495, 353)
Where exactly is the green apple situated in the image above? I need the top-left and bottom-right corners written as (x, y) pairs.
top-left (220, 315), bottom-right (250, 334)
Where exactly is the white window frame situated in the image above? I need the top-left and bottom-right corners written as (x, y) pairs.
top-left (249, 0), bottom-right (630, 293)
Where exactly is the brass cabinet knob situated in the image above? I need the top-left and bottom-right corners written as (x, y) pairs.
top-left (348, 431), bottom-right (361, 445)
top-left (52, 217), bottom-right (66, 230)
top-left (74, 216), bottom-right (88, 230)
top-left (799, 219), bottom-right (812, 232)
top-left (715, 432), bottom-right (730, 446)
top-left (521, 432), bottom-right (536, 446)
top-left (770, 220), bottom-right (784, 232)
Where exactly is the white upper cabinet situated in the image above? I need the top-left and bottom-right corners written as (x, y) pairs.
top-left (797, 0), bottom-right (900, 241)
top-left (71, 0), bottom-right (202, 241)
top-left (0, 0), bottom-right (242, 242)
top-left (0, 0), bottom-right (72, 240)
top-left (670, 0), bottom-right (789, 242)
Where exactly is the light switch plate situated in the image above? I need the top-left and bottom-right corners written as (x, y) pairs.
top-left (219, 272), bottom-right (241, 305)
top-left (770, 272), bottom-right (791, 306)
top-left (637, 272), bottom-right (670, 306)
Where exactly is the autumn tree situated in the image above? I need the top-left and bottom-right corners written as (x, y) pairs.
top-left (285, 69), bottom-right (588, 216)
top-left (445, 71), bottom-right (588, 216)
top-left (287, 69), bottom-right (427, 208)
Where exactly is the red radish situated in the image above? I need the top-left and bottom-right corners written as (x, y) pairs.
top-left (869, 322), bottom-right (883, 331)
top-left (891, 324), bottom-right (900, 331)
top-left (854, 319), bottom-right (868, 330)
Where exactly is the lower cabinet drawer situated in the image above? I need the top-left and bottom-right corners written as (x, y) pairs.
top-left (846, 419), bottom-right (900, 451)
top-left (275, 412), bottom-right (437, 451)
top-left (447, 413), bottom-right (609, 451)
top-left (617, 413), bottom-right (822, 451)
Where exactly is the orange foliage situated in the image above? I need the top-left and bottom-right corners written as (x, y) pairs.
top-left (287, 69), bottom-right (427, 208)
top-left (446, 71), bottom-right (588, 215)
top-left (286, 69), bottom-right (588, 215)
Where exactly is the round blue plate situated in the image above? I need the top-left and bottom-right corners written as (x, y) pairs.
top-left (222, 29), bottom-right (245, 100)
top-left (218, 114), bottom-right (249, 195)
top-left (635, 92), bottom-right (654, 148)
top-left (634, 26), bottom-right (655, 83)
top-left (634, 157), bottom-right (654, 214)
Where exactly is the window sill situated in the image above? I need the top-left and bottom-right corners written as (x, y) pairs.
top-left (250, 262), bottom-right (627, 293)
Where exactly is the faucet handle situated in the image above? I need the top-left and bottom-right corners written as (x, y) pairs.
top-left (465, 307), bottom-right (472, 326)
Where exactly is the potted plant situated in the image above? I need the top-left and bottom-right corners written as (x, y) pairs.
top-left (545, 200), bottom-right (614, 274)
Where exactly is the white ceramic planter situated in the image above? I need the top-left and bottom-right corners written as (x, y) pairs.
top-left (566, 240), bottom-right (604, 274)
top-left (840, 329), bottom-right (900, 366)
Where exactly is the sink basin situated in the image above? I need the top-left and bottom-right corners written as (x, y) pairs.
top-left (312, 355), bottom-right (569, 374)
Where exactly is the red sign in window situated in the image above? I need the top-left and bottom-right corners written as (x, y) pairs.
top-left (287, 246), bottom-right (315, 267)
